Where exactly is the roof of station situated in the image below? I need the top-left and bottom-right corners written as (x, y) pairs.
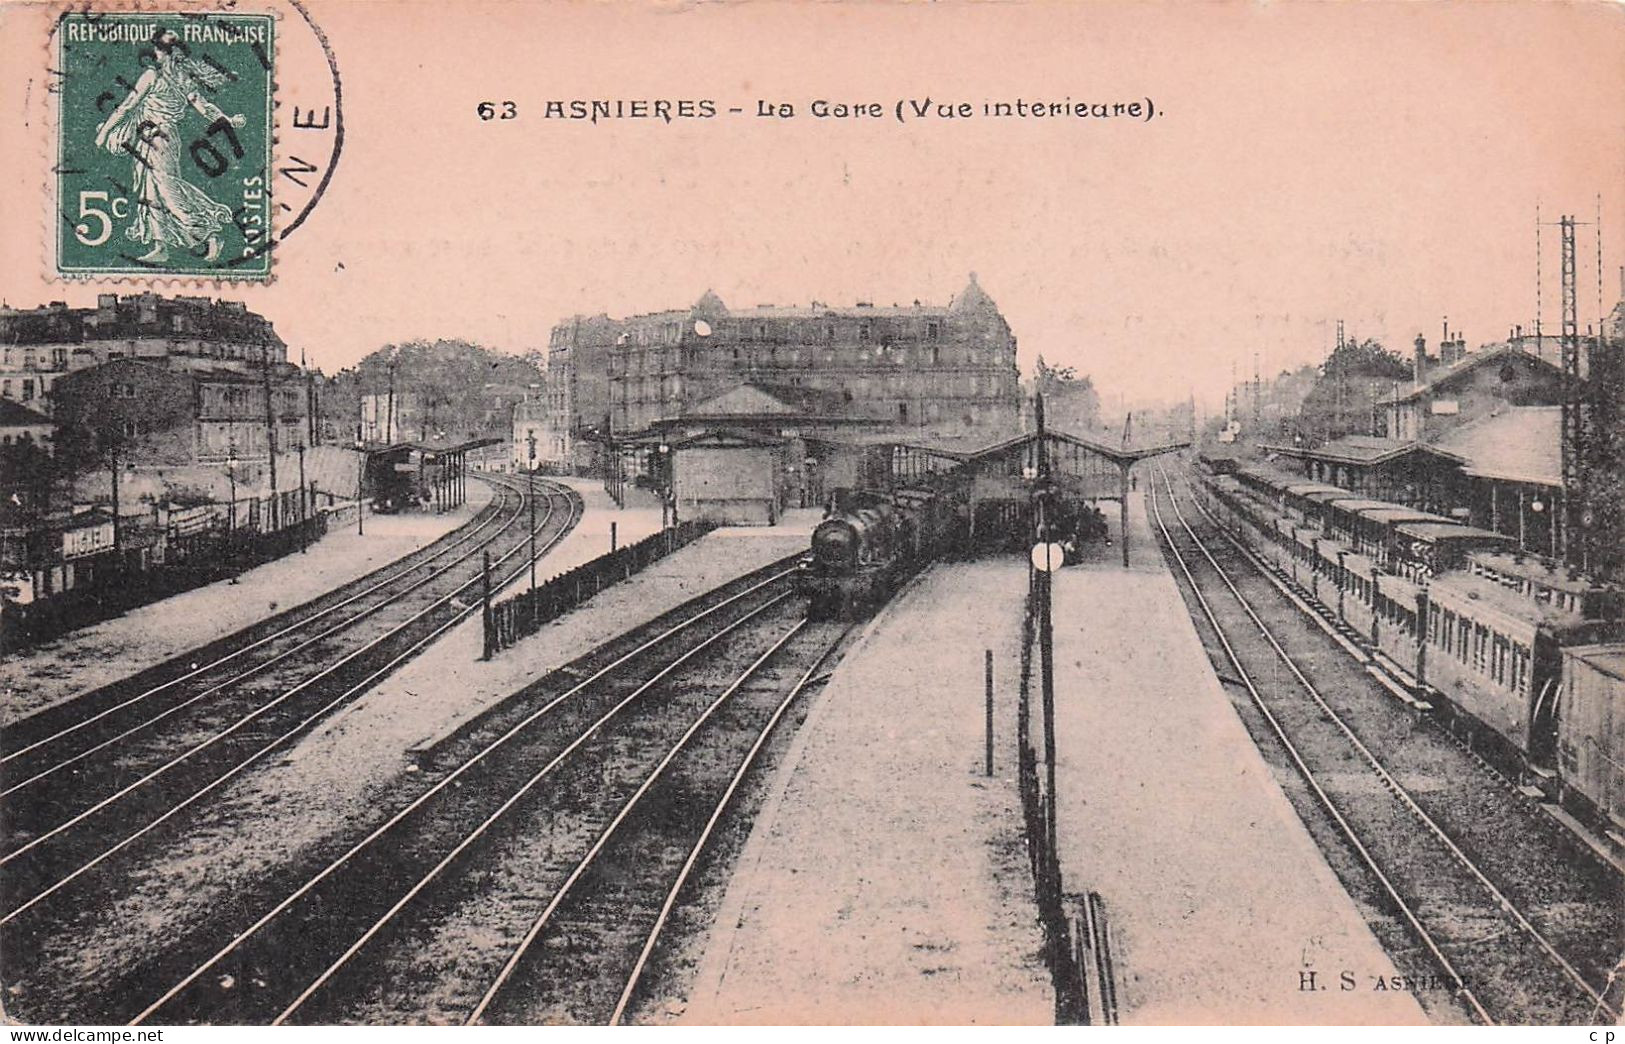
top-left (365, 437), bottom-right (501, 456)
top-left (964, 428), bottom-right (1191, 466)
top-left (1430, 406), bottom-right (1562, 488)
top-left (1378, 346), bottom-right (1567, 405)
top-left (1265, 435), bottom-right (1464, 468)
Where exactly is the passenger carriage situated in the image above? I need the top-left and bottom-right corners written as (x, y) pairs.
top-left (1194, 458), bottom-right (1625, 819)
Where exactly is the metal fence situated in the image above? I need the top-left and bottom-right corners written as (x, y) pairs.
top-left (483, 520), bottom-right (713, 658)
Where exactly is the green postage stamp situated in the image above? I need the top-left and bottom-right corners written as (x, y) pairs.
top-left (56, 11), bottom-right (275, 280)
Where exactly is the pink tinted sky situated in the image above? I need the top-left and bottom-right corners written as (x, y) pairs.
top-left (3, 0), bottom-right (1622, 408)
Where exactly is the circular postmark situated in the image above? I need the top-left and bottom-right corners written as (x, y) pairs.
top-left (46, 0), bottom-right (342, 281)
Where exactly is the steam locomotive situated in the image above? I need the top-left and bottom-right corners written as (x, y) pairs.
top-left (798, 487), bottom-right (964, 620)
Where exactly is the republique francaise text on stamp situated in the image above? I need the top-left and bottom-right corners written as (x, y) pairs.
top-left (56, 11), bottom-right (275, 280)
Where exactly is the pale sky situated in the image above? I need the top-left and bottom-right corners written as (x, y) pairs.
top-left (4, 0), bottom-right (1623, 411)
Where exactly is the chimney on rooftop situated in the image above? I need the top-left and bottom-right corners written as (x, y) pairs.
top-left (1413, 333), bottom-right (1427, 388)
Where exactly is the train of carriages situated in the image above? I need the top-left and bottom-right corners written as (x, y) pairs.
top-left (1192, 454), bottom-right (1625, 841)
top-left (796, 483), bottom-right (1115, 619)
top-left (797, 486), bottom-right (965, 620)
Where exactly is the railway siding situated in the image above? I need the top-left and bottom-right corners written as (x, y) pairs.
top-left (1, 477), bottom-right (581, 1022)
top-left (1158, 467), bottom-right (1624, 1025)
top-left (0, 499), bottom-right (814, 1024)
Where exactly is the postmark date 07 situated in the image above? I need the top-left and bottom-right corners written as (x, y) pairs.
top-left (477, 101), bottom-right (518, 121)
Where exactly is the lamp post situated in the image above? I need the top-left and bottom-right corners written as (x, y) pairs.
top-left (354, 437), bottom-right (365, 536)
top-left (526, 429), bottom-right (537, 592)
top-left (658, 442), bottom-right (671, 528)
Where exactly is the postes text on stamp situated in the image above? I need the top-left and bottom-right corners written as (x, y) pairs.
top-left (57, 11), bottom-right (275, 280)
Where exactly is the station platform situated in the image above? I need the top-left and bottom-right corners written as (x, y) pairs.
top-left (1043, 489), bottom-right (1426, 1024)
top-left (0, 482), bottom-right (491, 727)
top-left (683, 561), bottom-right (1053, 1025)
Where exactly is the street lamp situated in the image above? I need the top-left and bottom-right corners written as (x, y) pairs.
top-left (353, 436), bottom-right (365, 535)
top-left (658, 442), bottom-right (671, 528)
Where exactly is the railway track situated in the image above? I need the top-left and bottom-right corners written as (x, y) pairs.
top-left (73, 558), bottom-right (833, 1025)
top-left (1149, 464), bottom-right (1622, 1025)
top-left (0, 474), bottom-right (582, 938)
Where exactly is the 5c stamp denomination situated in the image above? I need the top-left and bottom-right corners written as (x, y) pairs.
top-left (56, 11), bottom-right (275, 279)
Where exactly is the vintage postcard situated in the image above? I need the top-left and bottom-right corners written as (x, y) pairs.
top-left (1, 0), bottom-right (1623, 1031)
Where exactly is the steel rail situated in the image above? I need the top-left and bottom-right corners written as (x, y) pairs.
top-left (465, 616), bottom-right (809, 1025)
top-left (1, 479), bottom-right (554, 859)
top-left (131, 568), bottom-right (799, 1025)
top-left (608, 624), bottom-right (848, 1025)
top-left (1, 480), bottom-right (517, 769)
top-left (1162, 466), bottom-right (1618, 1021)
top-left (0, 479), bottom-right (582, 927)
top-left (1146, 467), bottom-right (1493, 1024)
top-left (1, 480), bottom-right (535, 798)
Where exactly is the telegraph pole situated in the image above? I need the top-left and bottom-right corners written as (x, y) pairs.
top-left (526, 429), bottom-right (538, 593)
top-left (109, 435), bottom-right (121, 560)
top-left (262, 346), bottom-right (280, 533)
top-left (386, 361), bottom-right (397, 444)
top-left (297, 440), bottom-right (309, 553)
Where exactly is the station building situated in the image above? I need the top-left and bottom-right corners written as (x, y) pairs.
top-left (1382, 341), bottom-right (1568, 442)
top-left (1270, 327), bottom-right (1617, 562)
top-left (541, 275), bottom-right (1023, 473)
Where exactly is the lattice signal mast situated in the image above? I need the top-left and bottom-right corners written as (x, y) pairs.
top-left (1558, 214), bottom-right (1586, 570)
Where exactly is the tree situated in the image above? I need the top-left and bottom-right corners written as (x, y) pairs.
top-left (1033, 354), bottom-right (1100, 432)
top-left (1294, 338), bottom-right (1411, 444)
top-left (323, 339), bottom-right (544, 443)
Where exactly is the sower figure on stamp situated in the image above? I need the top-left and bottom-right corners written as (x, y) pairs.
top-left (93, 28), bottom-right (245, 264)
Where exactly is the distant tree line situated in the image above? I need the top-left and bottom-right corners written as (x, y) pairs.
top-left (318, 339), bottom-right (545, 444)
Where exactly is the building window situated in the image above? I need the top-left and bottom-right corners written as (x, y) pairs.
top-left (898, 402), bottom-right (908, 421)
top-left (927, 321), bottom-right (940, 340)
top-left (859, 323), bottom-right (871, 342)
top-left (21, 379), bottom-right (34, 401)
top-left (122, 420), bottom-right (137, 438)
